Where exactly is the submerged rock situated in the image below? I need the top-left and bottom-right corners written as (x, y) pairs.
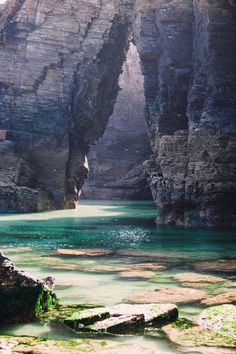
top-left (0, 252), bottom-right (56, 323)
top-left (196, 305), bottom-right (236, 339)
top-left (190, 260), bottom-right (236, 274)
top-left (55, 249), bottom-right (114, 257)
top-left (201, 292), bottom-right (236, 306)
top-left (126, 287), bottom-right (207, 304)
top-left (173, 272), bottom-right (226, 284)
top-left (118, 270), bottom-right (156, 279)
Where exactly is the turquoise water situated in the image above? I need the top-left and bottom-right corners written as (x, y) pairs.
top-left (0, 201), bottom-right (235, 353)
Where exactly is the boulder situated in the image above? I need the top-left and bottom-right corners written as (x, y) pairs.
top-left (0, 252), bottom-right (56, 323)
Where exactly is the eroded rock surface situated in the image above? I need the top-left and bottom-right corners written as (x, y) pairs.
top-left (133, 0), bottom-right (236, 227)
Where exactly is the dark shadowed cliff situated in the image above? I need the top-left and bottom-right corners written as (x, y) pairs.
top-left (0, 0), bottom-right (235, 227)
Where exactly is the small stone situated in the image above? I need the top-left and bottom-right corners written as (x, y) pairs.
top-left (173, 272), bottom-right (226, 283)
top-left (201, 292), bottom-right (236, 305)
top-left (126, 287), bottom-right (207, 304)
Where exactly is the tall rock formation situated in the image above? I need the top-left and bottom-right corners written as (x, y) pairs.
top-left (134, 0), bottom-right (236, 227)
top-left (0, 0), bottom-right (133, 211)
top-left (82, 43), bottom-right (151, 200)
top-left (0, 0), bottom-right (235, 227)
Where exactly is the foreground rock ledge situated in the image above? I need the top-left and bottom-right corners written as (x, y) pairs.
top-left (0, 252), bottom-right (56, 323)
top-left (63, 303), bottom-right (178, 334)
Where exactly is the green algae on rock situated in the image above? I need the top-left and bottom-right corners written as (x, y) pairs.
top-left (64, 308), bottom-right (111, 330)
top-left (163, 318), bottom-right (236, 353)
top-left (0, 252), bottom-right (56, 323)
top-left (196, 304), bottom-right (236, 339)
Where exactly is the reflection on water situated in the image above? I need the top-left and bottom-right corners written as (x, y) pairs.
top-left (0, 201), bottom-right (235, 353)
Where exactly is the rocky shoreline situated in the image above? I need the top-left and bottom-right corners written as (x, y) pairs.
top-left (0, 0), bottom-right (235, 227)
top-left (0, 252), bottom-right (235, 353)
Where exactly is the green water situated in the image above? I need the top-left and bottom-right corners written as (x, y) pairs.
top-left (0, 201), bottom-right (235, 353)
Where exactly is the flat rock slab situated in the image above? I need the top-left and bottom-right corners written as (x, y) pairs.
top-left (196, 304), bottom-right (236, 339)
top-left (81, 265), bottom-right (130, 273)
top-left (108, 303), bottom-right (178, 325)
top-left (126, 287), bottom-right (207, 304)
top-left (64, 308), bottom-right (110, 329)
top-left (63, 303), bottom-right (178, 334)
top-left (201, 292), bottom-right (236, 305)
top-left (131, 263), bottom-right (167, 271)
top-left (89, 314), bottom-right (145, 334)
top-left (55, 249), bottom-right (114, 257)
top-left (173, 272), bottom-right (226, 283)
top-left (163, 318), bottom-right (236, 354)
top-left (190, 260), bottom-right (236, 274)
top-left (118, 270), bottom-right (156, 279)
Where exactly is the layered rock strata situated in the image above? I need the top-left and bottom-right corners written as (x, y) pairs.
top-left (0, 0), bottom-right (133, 211)
top-left (134, 0), bottom-right (236, 227)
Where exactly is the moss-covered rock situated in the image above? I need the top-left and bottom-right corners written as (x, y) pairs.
top-left (163, 318), bottom-right (236, 353)
top-left (0, 252), bottom-right (56, 323)
top-left (196, 304), bottom-right (236, 339)
top-left (63, 303), bottom-right (178, 334)
top-left (64, 308), bottom-right (111, 330)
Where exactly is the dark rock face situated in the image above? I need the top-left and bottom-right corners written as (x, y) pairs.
top-left (0, 252), bottom-right (55, 323)
top-left (82, 43), bottom-right (151, 200)
top-left (0, 0), bottom-right (133, 211)
top-left (134, 0), bottom-right (236, 227)
top-left (0, 0), bottom-right (235, 227)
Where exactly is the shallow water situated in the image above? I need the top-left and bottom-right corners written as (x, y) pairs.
top-left (0, 201), bottom-right (235, 353)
